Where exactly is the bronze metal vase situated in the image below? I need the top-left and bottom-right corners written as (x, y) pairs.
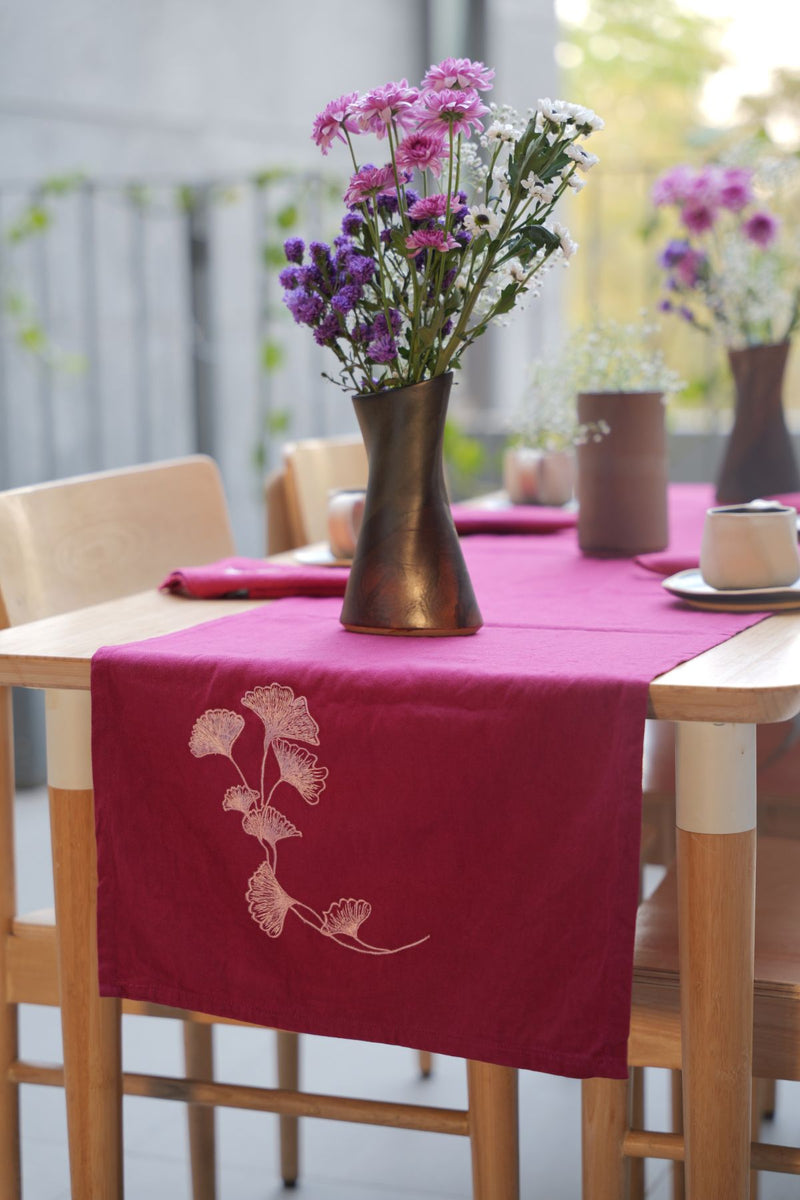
top-left (340, 373), bottom-right (483, 636)
top-left (576, 391), bottom-right (669, 555)
top-left (715, 341), bottom-right (799, 504)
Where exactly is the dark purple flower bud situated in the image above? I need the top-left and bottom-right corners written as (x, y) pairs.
top-left (658, 298), bottom-right (673, 312)
top-left (299, 264), bottom-right (324, 289)
top-left (283, 237), bottom-right (305, 264)
top-left (377, 192), bottom-right (399, 215)
top-left (279, 267), bottom-right (301, 290)
top-left (442, 268), bottom-right (457, 291)
top-left (352, 321), bottom-right (372, 345)
top-left (368, 333), bottom-right (398, 363)
top-left (679, 306), bottom-right (695, 323)
top-left (348, 255), bottom-right (376, 284)
top-left (333, 234), bottom-right (352, 250)
top-left (454, 229), bottom-right (472, 246)
top-left (283, 289), bottom-right (325, 326)
top-left (373, 308), bottom-right (402, 336)
top-left (380, 229), bottom-right (392, 245)
top-left (313, 311), bottom-right (342, 345)
top-left (442, 318), bottom-right (453, 336)
top-left (404, 188), bottom-right (420, 208)
top-left (331, 284), bottom-right (362, 313)
top-left (341, 211), bottom-right (365, 236)
top-left (309, 240), bottom-right (332, 266)
top-left (659, 239), bottom-right (690, 269)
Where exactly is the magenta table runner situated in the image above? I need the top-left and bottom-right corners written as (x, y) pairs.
top-left (92, 484), bottom-right (769, 1079)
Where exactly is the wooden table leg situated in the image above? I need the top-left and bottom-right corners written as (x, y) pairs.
top-left (0, 686), bottom-right (21, 1200)
top-left (675, 721), bottom-right (756, 1200)
top-left (46, 690), bottom-right (123, 1200)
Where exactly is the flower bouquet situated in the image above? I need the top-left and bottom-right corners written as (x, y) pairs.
top-left (282, 58), bottom-right (601, 634)
top-left (652, 162), bottom-right (800, 502)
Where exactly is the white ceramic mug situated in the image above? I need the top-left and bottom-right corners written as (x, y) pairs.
top-left (327, 489), bottom-right (365, 559)
top-left (502, 446), bottom-right (575, 507)
top-left (699, 501), bottom-right (800, 590)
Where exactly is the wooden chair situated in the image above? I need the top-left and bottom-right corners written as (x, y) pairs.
top-left (0, 456), bottom-right (299, 1199)
top-left (265, 435), bottom-right (368, 553)
top-left (582, 834), bottom-right (800, 1197)
top-left (0, 455), bottom-right (514, 1197)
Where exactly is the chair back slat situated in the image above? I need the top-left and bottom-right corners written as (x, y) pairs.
top-left (282, 436), bottom-right (367, 546)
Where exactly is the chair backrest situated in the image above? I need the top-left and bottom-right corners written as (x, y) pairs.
top-left (0, 455), bottom-right (235, 626)
top-left (281, 435), bottom-right (367, 548)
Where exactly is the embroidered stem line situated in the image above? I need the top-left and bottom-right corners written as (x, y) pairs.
top-left (189, 682), bottom-right (429, 956)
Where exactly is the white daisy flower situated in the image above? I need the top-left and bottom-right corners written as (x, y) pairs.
top-left (465, 205), bottom-right (502, 240)
top-left (537, 98), bottom-right (566, 125)
top-left (565, 144), bottom-right (600, 171)
top-left (521, 173), bottom-right (557, 203)
top-left (551, 222), bottom-right (578, 260)
top-left (505, 259), bottom-right (528, 283)
top-left (567, 174), bottom-right (586, 192)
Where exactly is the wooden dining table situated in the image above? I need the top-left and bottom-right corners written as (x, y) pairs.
top-left (3, 571), bottom-right (800, 1198)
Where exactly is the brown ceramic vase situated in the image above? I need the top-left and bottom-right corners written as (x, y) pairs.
top-left (576, 391), bottom-right (669, 555)
top-left (715, 341), bottom-right (799, 504)
top-left (340, 372), bottom-right (483, 636)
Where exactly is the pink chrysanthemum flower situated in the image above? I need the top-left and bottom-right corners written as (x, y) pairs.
top-left (354, 80), bottom-right (420, 138)
top-left (395, 131), bottom-right (449, 174)
top-left (718, 167), bottom-right (754, 212)
top-left (405, 228), bottom-right (460, 254)
top-left (408, 194), bottom-right (451, 220)
top-left (422, 57), bottom-right (495, 92)
top-left (743, 210), bottom-right (780, 247)
top-left (343, 163), bottom-right (400, 207)
top-left (311, 92), bottom-right (360, 156)
top-left (681, 199), bottom-right (716, 235)
top-left (413, 88), bottom-right (489, 138)
top-left (651, 164), bottom-right (696, 207)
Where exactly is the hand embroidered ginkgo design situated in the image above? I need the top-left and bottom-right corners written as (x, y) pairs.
top-left (190, 682), bottom-right (429, 956)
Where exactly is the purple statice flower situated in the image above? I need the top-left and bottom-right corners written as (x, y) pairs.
top-left (368, 332), bottom-right (398, 363)
top-left (681, 199), bottom-right (716, 235)
top-left (377, 191), bottom-right (399, 215)
top-left (380, 229), bottom-right (392, 245)
top-left (311, 92), bottom-right (360, 155)
top-left (354, 80), bottom-right (420, 138)
top-left (718, 167), bottom-right (754, 212)
top-left (331, 284), bottom-right (362, 314)
top-left (651, 165), bottom-right (695, 208)
top-left (404, 188), bottom-right (420, 208)
top-left (333, 234), bottom-right (351, 251)
top-left (408, 193), bottom-right (450, 220)
top-left (395, 131), bottom-right (449, 175)
top-left (284, 290), bottom-right (325, 326)
top-left (347, 255), bottom-right (376, 284)
top-left (659, 239), bottom-right (691, 269)
top-left (743, 209), bottom-right (780, 247)
top-left (442, 318), bottom-right (453, 336)
top-left (299, 263), bottom-right (325, 290)
top-left (405, 228), bottom-right (460, 254)
top-left (422, 57), bottom-right (495, 93)
top-left (679, 306), bottom-right (696, 323)
top-left (441, 268), bottom-right (458, 291)
top-left (372, 309), bottom-right (402, 337)
top-left (341, 211), bottom-right (364, 236)
top-left (454, 228), bottom-right (472, 247)
top-left (313, 311), bottom-right (342, 345)
top-left (283, 237), bottom-right (305, 264)
top-left (309, 241), bottom-right (332, 267)
top-left (344, 162), bottom-right (398, 207)
top-left (675, 248), bottom-right (707, 287)
top-left (279, 266), bottom-right (301, 290)
top-left (352, 321), bottom-right (372, 345)
top-left (413, 87), bottom-right (489, 138)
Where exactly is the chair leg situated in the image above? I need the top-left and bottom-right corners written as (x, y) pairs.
top-left (418, 1050), bottom-right (433, 1079)
top-left (0, 686), bottom-right (21, 1200)
top-left (582, 1076), bottom-right (627, 1200)
top-left (276, 1030), bottom-right (299, 1187)
top-left (183, 1023), bottom-right (216, 1200)
top-left (669, 1070), bottom-right (685, 1200)
top-left (466, 1060), bottom-right (518, 1200)
top-left (628, 1068), bottom-right (644, 1200)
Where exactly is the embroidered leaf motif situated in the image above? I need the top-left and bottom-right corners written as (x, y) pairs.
top-left (223, 785), bottom-right (259, 814)
top-left (190, 709), bottom-right (245, 758)
top-left (242, 805), bottom-right (302, 847)
top-left (241, 683), bottom-right (320, 745)
top-left (321, 898), bottom-right (372, 939)
top-left (246, 861), bottom-right (296, 937)
top-left (273, 738), bottom-right (329, 804)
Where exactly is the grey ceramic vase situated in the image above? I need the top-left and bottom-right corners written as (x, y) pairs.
top-left (576, 390), bottom-right (669, 555)
top-left (716, 341), bottom-right (800, 504)
top-left (340, 373), bottom-right (483, 636)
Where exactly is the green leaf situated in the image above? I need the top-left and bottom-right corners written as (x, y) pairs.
top-left (260, 339), bottom-right (286, 373)
top-left (275, 204), bottom-right (299, 230)
top-left (493, 282), bottom-right (520, 316)
top-left (267, 409), bottom-right (290, 434)
top-left (6, 205), bottom-right (51, 244)
top-left (17, 325), bottom-right (46, 353)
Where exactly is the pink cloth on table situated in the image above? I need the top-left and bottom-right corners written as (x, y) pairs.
top-left (451, 503), bottom-right (576, 534)
top-left (160, 557), bottom-right (349, 599)
top-left (91, 485), bottom-right (765, 1080)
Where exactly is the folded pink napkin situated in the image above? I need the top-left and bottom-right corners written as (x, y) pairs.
top-left (160, 557), bottom-right (349, 599)
top-left (451, 504), bottom-right (577, 535)
top-left (635, 552), bottom-right (699, 576)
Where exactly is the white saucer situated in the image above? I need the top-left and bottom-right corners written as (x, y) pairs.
top-left (294, 545), bottom-right (352, 568)
top-left (662, 568), bottom-right (800, 611)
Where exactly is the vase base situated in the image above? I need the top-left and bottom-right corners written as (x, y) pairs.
top-left (341, 621), bottom-right (482, 637)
